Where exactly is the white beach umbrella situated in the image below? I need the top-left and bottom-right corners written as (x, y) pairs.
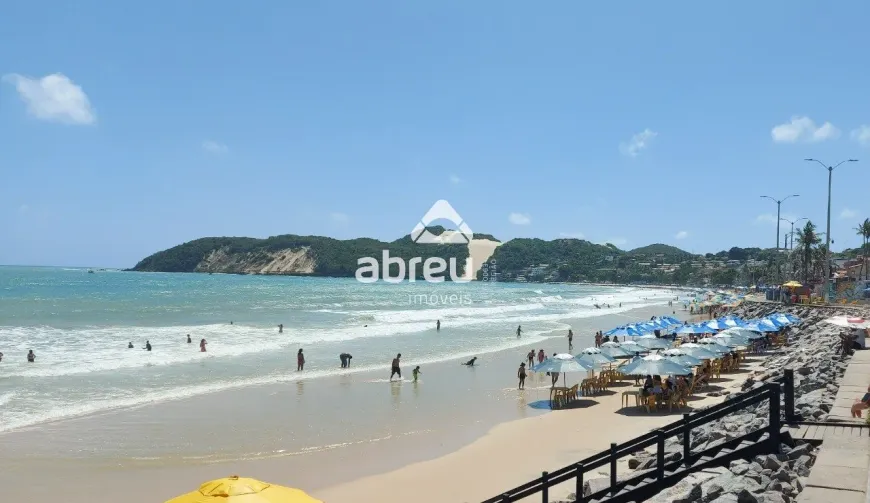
top-left (719, 327), bottom-right (764, 340)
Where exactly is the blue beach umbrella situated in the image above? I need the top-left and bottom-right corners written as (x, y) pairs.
top-left (744, 321), bottom-right (779, 333)
top-left (703, 319), bottom-right (730, 331)
top-left (766, 314), bottom-right (792, 326)
top-left (605, 325), bottom-right (644, 337)
top-left (784, 313), bottom-right (800, 323)
top-left (619, 354), bottom-right (692, 376)
top-left (718, 317), bottom-right (747, 328)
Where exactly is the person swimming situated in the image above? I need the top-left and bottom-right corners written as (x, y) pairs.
top-left (200, 338), bottom-right (207, 352)
top-left (27, 350), bottom-right (35, 362)
top-left (462, 357), bottom-right (477, 366)
top-left (144, 341), bottom-right (152, 351)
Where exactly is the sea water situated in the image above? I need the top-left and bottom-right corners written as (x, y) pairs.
top-left (0, 266), bottom-right (678, 434)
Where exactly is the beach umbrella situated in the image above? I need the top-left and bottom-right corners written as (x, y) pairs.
top-left (618, 340), bottom-right (647, 357)
top-left (636, 335), bottom-right (672, 350)
top-left (662, 350), bottom-right (704, 368)
top-left (165, 476), bottom-right (323, 503)
top-left (784, 313), bottom-right (800, 323)
top-left (675, 325), bottom-right (697, 335)
top-left (597, 345), bottom-right (636, 358)
top-left (823, 316), bottom-right (870, 329)
top-left (765, 314), bottom-right (793, 326)
top-left (702, 319), bottom-right (730, 331)
top-left (718, 317), bottom-right (747, 328)
top-left (605, 325), bottom-right (644, 337)
top-left (782, 281), bottom-right (803, 288)
top-left (695, 338), bottom-right (731, 353)
top-left (711, 333), bottom-right (750, 348)
top-left (619, 354), bottom-right (692, 376)
top-left (760, 317), bottom-right (786, 328)
top-left (744, 321), bottom-right (780, 333)
top-left (678, 343), bottom-right (723, 360)
top-left (576, 347), bottom-right (617, 364)
top-left (718, 327), bottom-right (763, 340)
top-left (532, 353), bottom-right (596, 387)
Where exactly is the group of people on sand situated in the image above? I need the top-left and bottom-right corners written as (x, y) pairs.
top-left (0, 350), bottom-right (36, 363)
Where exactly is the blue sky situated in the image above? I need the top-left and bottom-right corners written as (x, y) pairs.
top-left (2, 1), bottom-right (869, 267)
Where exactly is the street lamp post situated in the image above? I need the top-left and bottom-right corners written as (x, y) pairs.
top-left (760, 194), bottom-right (800, 249)
top-left (804, 158), bottom-right (859, 301)
top-left (780, 217), bottom-right (808, 251)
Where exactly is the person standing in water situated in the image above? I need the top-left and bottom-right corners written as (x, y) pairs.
top-left (278, 324), bottom-right (283, 334)
top-left (27, 350), bottom-right (35, 362)
top-left (526, 349), bottom-right (535, 368)
top-left (340, 352), bottom-right (353, 368)
top-left (568, 329), bottom-right (574, 349)
top-left (186, 334), bottom-right (191, 344)
top-left (200, 338), bottom-right (207, 352)
top-left (390, 353), bottom-right (402, 381)
top-left (297, 349), bottom-right (305, 371)
top-left (537, 348), bottom-right (545, 364)
top-left (436, 320), bottom-right (441, 331)
top-left (516, 325), bottom-right (523, 338)
top-left (517, 362), bottom-right (527, 389)
top-left (412, 365), bottom-right (421, 382)
top-left (144, 341), bottom-right (152, 351)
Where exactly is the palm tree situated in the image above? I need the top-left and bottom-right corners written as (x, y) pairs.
top-left (856, 218), bottom-right (870, 280)
top-left (795, 221), bottom-right (821, 284)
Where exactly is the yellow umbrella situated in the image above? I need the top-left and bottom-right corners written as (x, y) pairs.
top-left (166, 476), bottom-right (324, 503)
top-left (782, 281), bottom-right (802, 288)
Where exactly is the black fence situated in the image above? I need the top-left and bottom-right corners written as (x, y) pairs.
top-left (481, 370), bottom-right (795, 503)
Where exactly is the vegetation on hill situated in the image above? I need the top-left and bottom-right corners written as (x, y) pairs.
top-left (132, 226), bottom-right (471, 279)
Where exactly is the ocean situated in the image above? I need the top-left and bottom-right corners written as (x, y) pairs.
top-left (0, 266), bottom-right (679, 435)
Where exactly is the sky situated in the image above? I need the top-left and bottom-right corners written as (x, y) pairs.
top-left (2, 1), bottom-right (869, 268)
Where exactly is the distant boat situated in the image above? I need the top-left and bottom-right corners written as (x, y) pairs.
top-left (87, 269), bottom-right (95, 274)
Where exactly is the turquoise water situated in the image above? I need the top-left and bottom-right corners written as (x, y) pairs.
top-left (0, 266), bottom-right (675, 433)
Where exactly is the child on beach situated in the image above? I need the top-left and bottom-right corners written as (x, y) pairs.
top-left (517, 363), bottom-right (527, 389)
top-left (412, 366), bottom-right (421, 382)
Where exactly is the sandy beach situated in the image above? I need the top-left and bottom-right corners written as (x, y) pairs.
top-left (0, 300), bottom-right (753, 503)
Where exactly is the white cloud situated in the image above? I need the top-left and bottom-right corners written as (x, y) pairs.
top-left (771, 116), bottom-right (839, 143)
top-left (840, 208), bottom-right (858, 219)
top-left (508, 212), bottom-right (531, 225)
top-left (559, 232), bottom-right (585, 239)
top-left (675, 231), bottom-right (688, 240)
top-left (330, 212), bottom-right (349, 223)
top-left (619, 129), bottom-right (657, 157)
top-left (3, 73), bottom-right (95, 125)
top-left (449, 174), bottom-right (461, 184)
top-left (202, 140), bottom-right (228, 154)
top-left (851, 126), bottom-right (870, 146)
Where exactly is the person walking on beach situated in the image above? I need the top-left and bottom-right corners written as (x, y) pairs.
top-left (390, 353), bottom-right (402, 381)
top-left (278, 324), bottom-right (283, 334)
top-left (537, 349), bottom-right (545, 364)
top-left (27, 350), bottom-right (35, 362)
top-left (144, 341), bottom-right (152, 351)
top-left (567, 329), bottom-right (574, 349)
top-left (594, 332), bottom-right (602, 347)
top-left (200, 338), bottom-right (207, 352)
top-left (187, 334), bottom-right (191, 344)
top-left (517, 363), bottom-right (527, 389)
top-left (297, 349), bottom-right (305, 371)
top-left (412, 365), bottom-right (421, 382)
top-left (436, 320), bottom-right (441, 331)
top-left (516, 325), bottom-right (523, 338)
top-left (527, 349), bottom-right (535, 368)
